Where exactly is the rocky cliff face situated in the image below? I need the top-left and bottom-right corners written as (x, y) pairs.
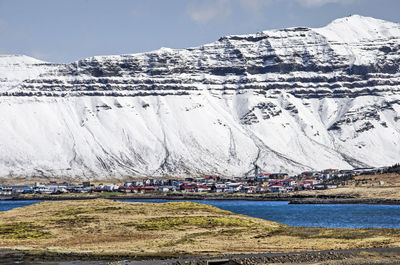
top-left (1, 15), bottom-right (400, 179)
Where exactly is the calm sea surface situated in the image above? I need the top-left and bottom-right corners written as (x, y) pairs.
top-left (120, 199), bottom-right (400, 228)
top-left (0, 200), bottom-right (42, 211)
top-left (1, 199), bottom-right (400, 228)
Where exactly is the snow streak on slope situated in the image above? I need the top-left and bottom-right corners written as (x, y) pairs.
top-left (1, 15), bottom-right (400, 178)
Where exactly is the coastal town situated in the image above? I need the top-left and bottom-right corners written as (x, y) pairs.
top-left (0, 167), bottom-right (388, 196)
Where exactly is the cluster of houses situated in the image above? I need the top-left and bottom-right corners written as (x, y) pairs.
top-left (0, 167), bottom-right (385, 197)
top-left (0, 182), bottom-right (84, 196)
top-left (116, 172), bottom-right (337, 194)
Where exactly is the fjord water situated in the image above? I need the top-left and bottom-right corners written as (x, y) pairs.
top-left (121, 199), bottom-right (400, 229)
top-left (0, 200), bottom-right (42, 211)
top-left (2, 199), bottom-right (400, 228)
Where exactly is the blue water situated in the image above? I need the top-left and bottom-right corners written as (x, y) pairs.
top-left (120, 199), bottom-right (400, 229)
top-left (1, 199), bottom-right (400, 228)
top-left (0, 200), bottom-right (43, 211)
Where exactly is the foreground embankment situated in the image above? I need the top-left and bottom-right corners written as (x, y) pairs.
top-left (2, 247), bottom-right (400, 264)
top-left (1, 199), bottom-right (400, 264)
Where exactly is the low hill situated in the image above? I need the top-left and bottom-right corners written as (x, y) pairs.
top-left (0, 199), bottom-right (400, 261)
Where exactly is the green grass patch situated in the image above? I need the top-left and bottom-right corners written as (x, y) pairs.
top-left (126, 216), bottom-right (257, 231)
top-left (0, 222), bottom-right (51, 240)
top-left (269, 227), bottom-right (400, 240)
top-left (55, 206), bottom-right (122, 216)
top-left (50, 216), bottom-right (99, 227)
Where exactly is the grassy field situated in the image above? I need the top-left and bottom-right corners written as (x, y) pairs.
top-left (0, 199), bottom-right (400, 260)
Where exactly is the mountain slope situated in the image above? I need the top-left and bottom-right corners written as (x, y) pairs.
top-left (1, 15), bottom-right (400, 179)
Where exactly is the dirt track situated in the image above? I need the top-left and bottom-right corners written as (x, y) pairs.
top-left (129, 247), bottom-right (400, 265)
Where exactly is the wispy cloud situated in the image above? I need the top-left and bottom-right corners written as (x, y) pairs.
top-left (238, 0), bottom-right (275, 10)
top-left (186, 0), bottom-right (356, 23)
top-left (235, 0), bottom-right (353, 11)
top-left (186, 0), bottom-right (232, 24)
top-left (296, 0), bottom-right (355, 7)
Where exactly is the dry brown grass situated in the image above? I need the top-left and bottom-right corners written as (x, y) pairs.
top-left (298, 186), bottom-right (400, 200)
top-left (297, 173), bottom-right (400, 200)
top-left (0, 199), bottom-right (399, 258)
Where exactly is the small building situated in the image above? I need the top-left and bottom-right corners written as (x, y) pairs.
top-left (82, 181), bottom-right (91, 188)
top-left (268, 179), bottom-right (281, 186)
top-left (119, 186), bottom-right (141, 193)
top-left (0, 186), bottom-right (12, 195)
top-left (269, 173), bottom-right (288, 179)
top-left (226, 183), bottom-right (241, 193)
top-left (7, 185), bottom-right (34, 194)
top-left (141, 186), bottom-right (156, 193)
top-left (181, 184), bottom-right (197, 193)
top-left (205, 175), bottom-right (218, 181)
top-left (256, 185), bottom-right (269, 193)
top-left (270, 184), bottom-right (287, 193)
top-left (303, 179), bottom-right (320, 185)
top-left (325, 184), bottom-right (338, 189)
top-left (214, 184), bottom-right (226, 193)
top-left (281, 179), bottom-right (297, 187)
top-left (314, 184), bottom-right (326, 190)
top-left (241, 186), bottom-right (257, 193)
top-left (322, 169), bottom-right (339, 175)
top-left (314, 183), bottom-right (338, 190)
top-left (158, 186), bottom-right (170, 193)
top-left (301, 171), bottom-right (320, 177)
top-left (196, 185), bottom-right (210, 193)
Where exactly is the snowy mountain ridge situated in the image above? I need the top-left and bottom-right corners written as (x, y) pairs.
top-left (1, 15), bottom-right (400, 179)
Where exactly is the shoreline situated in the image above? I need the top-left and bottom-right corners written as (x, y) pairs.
top-left (1, 247), bottom-right (400, 264)
top-left (2, 193), bottom-right (400, 205)
top-left (130, 247), bottom-right (400, 264)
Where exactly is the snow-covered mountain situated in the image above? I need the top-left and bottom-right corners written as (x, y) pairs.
top-left (1, 15), bottom-right (400, 179)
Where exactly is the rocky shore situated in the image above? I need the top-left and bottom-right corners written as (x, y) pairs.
top-left (289, 197), bottom-right (400, 205)
top-left (2, 193), bottom-right (400, 205)
top-left (2, 247), bottom-right (400, 265)
top-left (134, 247), bottom-right (400, 265)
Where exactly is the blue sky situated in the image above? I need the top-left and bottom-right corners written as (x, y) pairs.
top-left (0, 0), bottom-right (399, 63)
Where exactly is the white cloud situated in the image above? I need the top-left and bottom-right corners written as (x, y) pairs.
top-left (296, 0), bottom-right (355, 7)
top-left (187, 0), bottom-right (232, 24)
top-left (239, 0), bottom-right (275, 10)
top-left (237, 0), bottom-right (354, 10)
top-left (186, 0), bottom-right (355, 23)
